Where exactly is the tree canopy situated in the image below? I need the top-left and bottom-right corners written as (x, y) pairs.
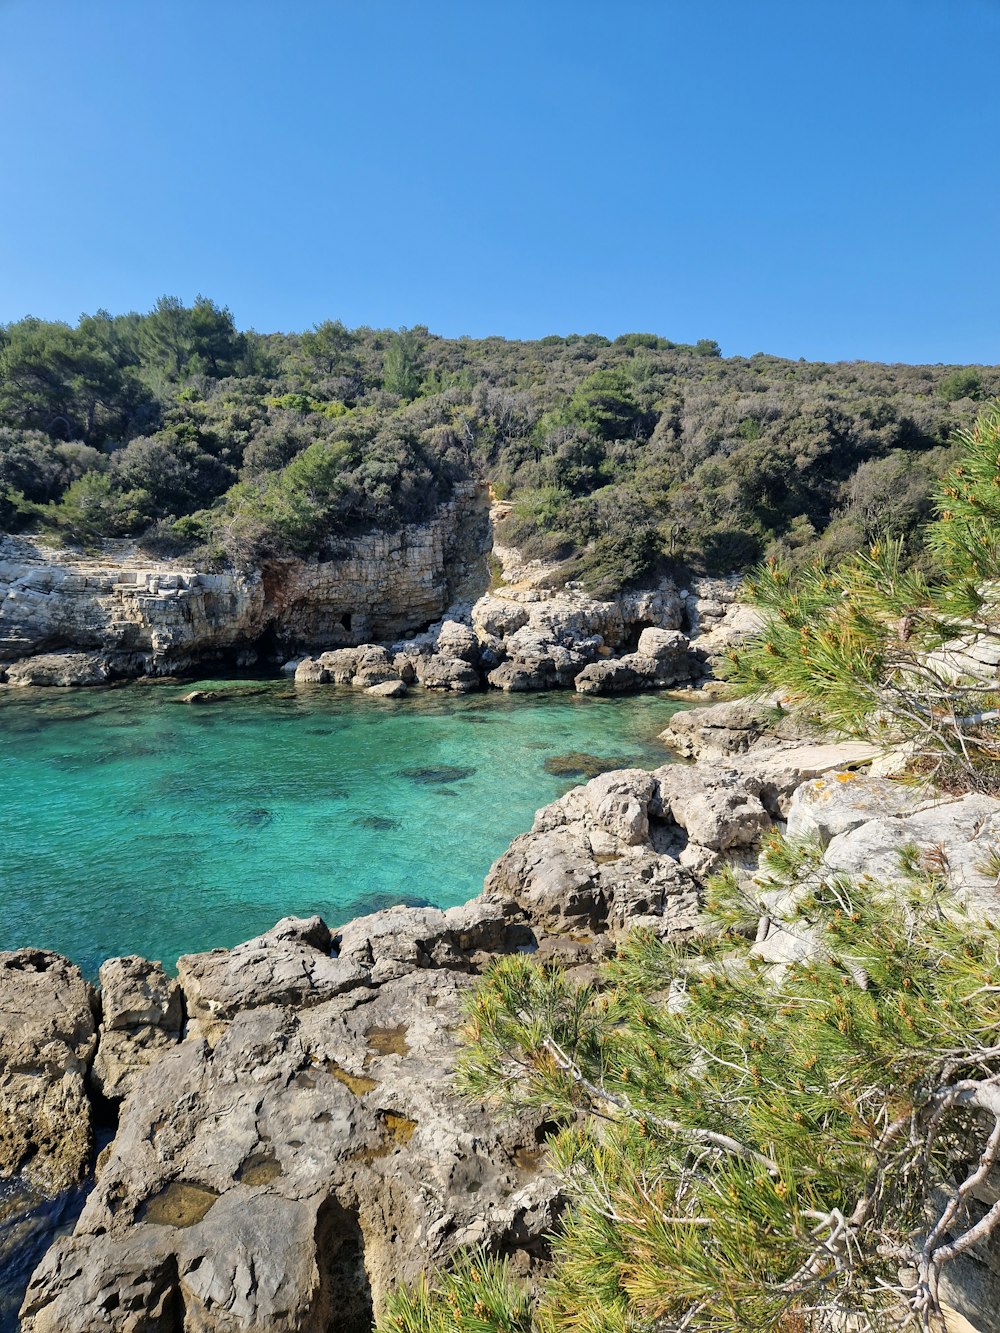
top-left (0, 299), bottom-right (995, 586)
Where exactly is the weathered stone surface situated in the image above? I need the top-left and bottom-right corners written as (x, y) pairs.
top-left (4, 651), bottom-right (111, 687)
top-left (822, 792), bottom-right (1000, 919)
top-left (786, 772), bottom-right (934, 846)
top-left (90, 957), bottom-right (183, 1104)
top-left (176, 916), bottom-right (370, 1040)
top-left (0, 951), bottom-right (98, 1192)
top-left (682, 578), bottom-right (764, 667)
top-left (574, 635), bottom-right (692, 695)
top-left (293, 656), bottom-right (327, 684)
top-left (574, 658), bottom-right (641, 695)
top-left (715, 741), bottom-right (881, 817)
top-left (636, 626), bottom-right (688, 661)
top-left (485, 768), bottom-right (702, 936)
top-left (655, 765), bottom-right (772, 853)
top-left (20, 934), bottom-right (559, 1332)
top-left (334, 899), bottom-right (519, 983)
top-left (659, 698), bottom-right (781, 760)
top-left (435, 619), bottom-right (480, 663)
top-left (487, 659), bottom-right (548, 692)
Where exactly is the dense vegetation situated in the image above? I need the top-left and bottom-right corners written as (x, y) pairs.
top-left (380, 839), bottom-right (1000, 1332)
top-left (1, 300), bottom-right (996, 588)
top-left (731, 406), bottom-right (1000, 791)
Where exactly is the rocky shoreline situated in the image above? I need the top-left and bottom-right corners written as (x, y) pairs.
top-left (0, 496), bottom-right (760, 696)
top-left (7, 692), bottom-right (1000, 1331)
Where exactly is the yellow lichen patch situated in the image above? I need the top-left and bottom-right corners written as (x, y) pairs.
top-left (140, 1180), bottom-right (219, 1228)
top-left (329, 1062), bottom-right (378, 1096)
top-left (513, 1144), bottom-right (546, 1173)
top-left (382, 1111), bottom-right (417, 1145)
top-left (364, 1023), bottom-right (410, 1060)
top-left (236, 1152), bottom-right (283, 1187)
top-left (350, 1111), bottom-right (419, 1161)
top-left (835, 771), bottom-right (857, 782)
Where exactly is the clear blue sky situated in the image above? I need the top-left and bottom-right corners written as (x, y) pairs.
top-left (1, 0), bottom-right (998, 363)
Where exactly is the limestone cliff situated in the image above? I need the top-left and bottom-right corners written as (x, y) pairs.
top-left (0, 484), bottom-right (491, 679)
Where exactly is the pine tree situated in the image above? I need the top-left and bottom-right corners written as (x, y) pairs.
top-left (379, 839), bottom-right (1000, 1332)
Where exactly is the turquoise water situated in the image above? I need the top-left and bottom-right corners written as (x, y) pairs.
top-left (0, 680), bottom-right (683, 976)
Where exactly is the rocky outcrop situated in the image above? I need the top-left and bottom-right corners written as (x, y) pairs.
top-left (483, 764), bottom-right (758, 934)
top-left (0, 485), bottom-right (490, 681)
top-left (574, 627), bottom-right (693, 694)
top-left (17, 912), bottom-right (558, 1333)
top-left (0, 951), bottom-right (98, 1192)
top-left (679, 577), bottom-right (765, 671)
top-left (296, 590), bottom-right (703, 698)
top-left (659, 697), bottom-right (787, 760)
top-left (792, 775), bottom-right (1000, 920)
top-left (3, 651), bottom-right (113, 687)
top-left (13, 716), bottom-right (1000, 1329)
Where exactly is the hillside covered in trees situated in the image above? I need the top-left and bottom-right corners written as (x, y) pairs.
top-left (1, 299), bottom-right (996, 590)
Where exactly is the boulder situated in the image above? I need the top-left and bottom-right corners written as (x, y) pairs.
top-left (659, 698), bottom-right (781, 760)
top-left (352, 646), bottom-right (397, 689)
top-left (317, 648), bottom-right (364, 684)
top-left (574, 659), bottom-right (640, 695)
top-left (294, 657), bottom-right (328, 684)
top-left (5, 652), bottom-right (111, 688)
top-left (654, 765), bottom-right (772, 854)
top-left (485, 768), bottom-right (701, 937)
top-left (0, 950), bottom-right (98, 1192)
top-left (435, 619), bottom-right (480, 664)
top-left (417, 655), bottom-right (481, 692)
top-left (366, 678), bottom-right (408, 698)
top-left (487, 660), bottom-right (550, 692)
top-left (90, 957), bottom-right (183, 1104)
top-left (471, 596), bottom-right (530, 639)
top-left (636, 626), bottom-right (688, 661)
top-left (722, 742), bottom-right (880, 816)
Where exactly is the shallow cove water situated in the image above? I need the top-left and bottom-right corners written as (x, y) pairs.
top-left (0, 680), bottom-right (684, 976)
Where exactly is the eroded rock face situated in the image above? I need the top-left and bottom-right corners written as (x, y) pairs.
top-left (0, 485), bottom-right (490, 682)
top-left (19, 918), bottom-right (559, 1333)
top-left (90, 956), bottom-right (183, 1104)
top-left (176, 916), bottom-right (370, 1042)
top-left (0, 951), bottom-right (98, 1192)
top-left (822, 790), bottom-right (1000, 919)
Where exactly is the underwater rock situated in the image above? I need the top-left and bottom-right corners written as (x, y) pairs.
top-left (544, 752), bottom-right (634, 780)
top-left (366, 678), bottom-right (408, 698)
top-left (229, 807), bottom-right (274, 829)
top-left (5, 652), bottom-right (111, 689)
top-left (397, 765), bottom-right (475, 785)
